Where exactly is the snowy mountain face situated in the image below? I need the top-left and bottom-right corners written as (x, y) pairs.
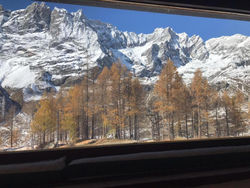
top-left (0, 2), bottom-right (249, 101)
top-left (179, 34), bottom-right (250, 92)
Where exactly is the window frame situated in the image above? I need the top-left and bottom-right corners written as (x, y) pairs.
top-left (1, 0), bottom-right (250, 186)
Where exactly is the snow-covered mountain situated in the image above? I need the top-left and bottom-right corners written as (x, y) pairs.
top-left (0, 2), bottom-right (249, 101)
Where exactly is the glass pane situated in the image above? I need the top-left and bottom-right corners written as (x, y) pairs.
top-left (0, 0), bottom-right (249, 151)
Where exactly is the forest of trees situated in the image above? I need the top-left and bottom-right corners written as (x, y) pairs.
top-left (29, 60), bottom-right (249, 146)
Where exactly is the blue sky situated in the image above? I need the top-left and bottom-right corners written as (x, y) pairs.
top-left (1, 0), bottom-right (250, 41)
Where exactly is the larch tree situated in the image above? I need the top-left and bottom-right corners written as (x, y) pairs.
top-left (54, 88), bottom-right (65, 144)
top-left (120, 64), bottom-right (129, 139)
top-left (154, 59), bottom-right (177, 141)
top-left (171, 71), bottom-right (187, 138)
top-left (89, 67), bottom-right (100, 139)
top-left (230, 91), bottom-right (245, 136)
top-left (80, 76), bottom-right (89, 140)
top-left (174, 80), bottom-right (191, 139)
top-left (31, 92), bottom-right (56, 145)
top-left (6, 106), bottom-right (16, 148)
top-left (22, 101), bottom-right (37, 147)
top-left (146, 94), bottom-right (162, 141)
top-left (211, 90), bottom-right (221, 137)
top-left (123, 72), bottom-right (133, 139)
top-left (221, 91), bottom-right (231, 136)
top-left (96, 66), bottom-right (110, 138)
top-left (201, 78), bottom-right (213, 137)
top-left (61, 86), bottom-right (82, 143)
top-left (191, 69), bottom-right (206, 138)
top-left (131, 77), bottom-right (144, 140)
top-left (109, 62), bottom-right (123, 139)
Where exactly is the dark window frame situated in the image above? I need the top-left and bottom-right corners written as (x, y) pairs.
top-left (1, 0), bottom-right (250, 186)
top-left (42, 0), bottom-right (250, 21)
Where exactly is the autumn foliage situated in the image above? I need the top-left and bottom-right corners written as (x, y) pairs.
top-left (31, 60), bottom-right (248, 146)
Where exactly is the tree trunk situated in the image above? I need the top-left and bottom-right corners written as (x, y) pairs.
top-left (206, 121), bottom-right (209, 138)
top-left (216, 107), bottom-right (220, 137)
top-left (185, 113), bottom-right (188, 139)
top-left (171, 112), bottom-right (175, 140)
top-left (76, 115), bottom-right (80, 139)
top-left (191, 111), bottom-right (195, 138)
top-left (1, 96), bottom-right (5, 121)
top-left (129, 115), bottom-right (132, 139)
top-left (55, 111), bottom-right (60, 145)
top-left (156, 113), bottom-right (161, 141)
top-left (168, 114), bottom-right (171, 140)
top-left (225, 108), bottom-right (229, 136)
top-left (10, 119), bottom-right (13, 147)
top-left (43, 131), bottom-right (46, 144)
top-left (91, 115), bottom-right (95, 139)
top-left (103, 124), bottom-right (106, 138)
top-left (115, 124), bottom-right (120, 139)
top-left (134, 114), bottom-right (137, 140)
top-left (82, 110), bottom-right (89, 140)
top-left (198, 106), bottom-right (201, 138)
top-left (86, 60), bottom-right (89, 140)
top-left (123, 126), bottom-right (126, 139)
top-left (151, 120), bottom-right (155, 140)
top-left (177, 117), bottom-right (181, 138)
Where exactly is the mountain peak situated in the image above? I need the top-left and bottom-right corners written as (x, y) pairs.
top-left (0, 4), bottom-right (10, 27)
top-left (53, 6), bottom-right (67, 14)
top-left (1, 2), bottom-right (51, 34)
top-left (153, 27), bottom-right (173, 34)
top-left (72, 9), bottom-right (86, 20)
top-left (25, 2), bottom-right (50, 13)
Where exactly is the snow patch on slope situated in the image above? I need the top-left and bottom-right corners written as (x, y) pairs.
top-left (1, 66), bottom-right (36, 88)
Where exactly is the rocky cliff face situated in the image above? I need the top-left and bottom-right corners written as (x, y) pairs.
top-left (0, 86), bottom-right (21, 121)
top-left (0, 2), bottom-right (249, 101)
